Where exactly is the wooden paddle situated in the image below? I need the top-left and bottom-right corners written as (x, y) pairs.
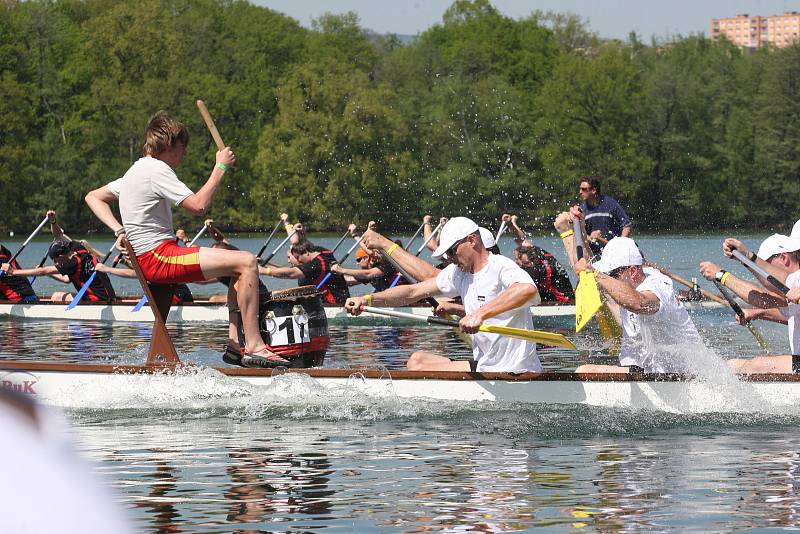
top-left (362, 306), bottom-right (576, 349)
top-left (196, 100), bottom-right (225, 150)
top-left (0, 215), bottom-right (49, 277)
top-left (65, 240), bottom-right (120, 310)
top-left (646, 262), bottom-right (728, 306)
top-left (712, 279), bottom-right (770, 353)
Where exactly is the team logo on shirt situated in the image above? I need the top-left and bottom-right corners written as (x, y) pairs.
top-left (477, 295), bottom-right (485, 302)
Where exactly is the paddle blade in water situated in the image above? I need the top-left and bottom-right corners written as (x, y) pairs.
top-left (595, 303), bottom-right (622, 355)
top-left (477, 324), bottom-right (576, 350)
top-left (575, 271), bottom-right (602, 332)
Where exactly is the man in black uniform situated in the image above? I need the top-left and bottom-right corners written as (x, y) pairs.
top-left (0, 244), bottom-right (39, 303)
top-left (2, 239), bottom-right (115, 302)
top-left (261, 240), bottom-right (349, 306)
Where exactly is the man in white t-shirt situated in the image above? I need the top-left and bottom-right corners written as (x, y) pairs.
top-left (574, 236), bottom-right (703, 374)
top-left (84, 112), bottom-right (283, 366)
top-left (699, 233), bottom-right (800, 373)
top-left (344, 217), bottom-right (541, 373)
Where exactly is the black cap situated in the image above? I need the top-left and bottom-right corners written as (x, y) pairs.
top-left (48, 239), bottom-right (71, 260)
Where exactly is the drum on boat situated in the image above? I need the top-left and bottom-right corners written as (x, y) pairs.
top-left (257, 285), bottom-right (329, 368)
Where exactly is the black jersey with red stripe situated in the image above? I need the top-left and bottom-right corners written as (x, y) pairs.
top-left (522, 247), bottom-right (575, 303)
top-left (298, 250), bottom-right (350, 306)
top-left (369, 259), bottom-right (408, 292)
top-left (55, 242), bottom-right (116, 302)
top-left (0, 245), bottom-right (38, 303)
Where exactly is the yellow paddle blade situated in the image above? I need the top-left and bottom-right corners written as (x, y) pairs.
top-left (575, 271), bottom-right (603, 332)
top-left (477, 325), bottom-right (576, 350)
top-left (595, 303), bottom-right (622, 355)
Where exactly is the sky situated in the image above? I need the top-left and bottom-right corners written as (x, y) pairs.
top-left (253, 0), bottom-right (800, 40)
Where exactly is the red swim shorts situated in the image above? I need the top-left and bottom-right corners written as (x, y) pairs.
top-left (137, 240), bottom-right (205, 284)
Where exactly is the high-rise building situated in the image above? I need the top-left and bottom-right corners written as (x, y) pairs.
top-left (711, 12), bottom-right (800, 49)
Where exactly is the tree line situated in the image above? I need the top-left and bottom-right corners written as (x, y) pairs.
top-left (1, 0), bottom-right (798, 236)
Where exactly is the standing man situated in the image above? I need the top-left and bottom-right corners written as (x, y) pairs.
top-left (345, 217), bottom-right (541, 373)
top-left (84, 111), bottom-right (284, 365)
top-left (577, 176), bottom-right (632, 256)
top-left (699, 234), bottom-right (800, 374)
top-left (573, 236), bottom-right (702, 374)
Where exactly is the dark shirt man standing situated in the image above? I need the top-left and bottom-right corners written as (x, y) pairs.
top-left (577, 176), bottom-right (632, 256)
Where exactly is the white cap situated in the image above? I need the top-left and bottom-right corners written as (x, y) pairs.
top-left (756, 233), bottom-right (800, 260)
top-left (432, 217), bottom-right (479, 259)
top-left (592, 236), bottom-right (643, 273)
top-left (478, 227), bottom-right (496, 249)
top-left (791, 219), bottom-right (800, 240)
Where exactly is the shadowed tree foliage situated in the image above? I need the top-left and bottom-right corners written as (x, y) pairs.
top-left (1, 0), bottom-right (798, 237)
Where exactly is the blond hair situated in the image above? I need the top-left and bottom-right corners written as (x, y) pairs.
top-left (142, 111), bottom-right (189, 157)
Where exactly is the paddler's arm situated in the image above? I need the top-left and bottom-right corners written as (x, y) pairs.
top-left (85, 186), bottom-right (124, 235)
top-left (554, 212), bottom-right (578, 268)
top-left (576, 259), bottom-right (660, 315)
top-left (259, 264), bottom-right (304, 280)
top-left (723, 238), bottom-right (789, 291)
top-left (94, 264), bottom-right (136, 278)
top-left (180, 147), bottom-right (235, 215)
top-left (459, 282), bottom-right (538, 333)
top-left (0, 263), bottom-right (59, 278)
top-left (331, 264), bottom-right (383, 281)
top-left (739, 307), bottom-right (789, 325)
top-left (507, 214), bottom-right (532, 247)
top-left (699, 261), bottom-right (787, 308)
top-left (345, 277), bottom-right (441, 315)
top-left (362, 229), bottom-right (440, 281)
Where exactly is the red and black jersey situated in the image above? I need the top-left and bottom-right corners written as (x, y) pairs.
top-left (0, 245), bottom-right (38, 303)
top-left (171, 283), bottom-right (194, 304)
top-left (522, 247), bottom-right (575, 303)
top-left (55, 242), bottom-right (116, 302)
top-left (298, 250), bottom-right (350, 306)
top-left (369, 259), bottom-right (408, 292)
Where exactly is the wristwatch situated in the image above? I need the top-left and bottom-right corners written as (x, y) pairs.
top-left (715, 270), bottom-right (727, 281)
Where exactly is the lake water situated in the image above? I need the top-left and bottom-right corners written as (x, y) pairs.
top-left (2, 233), bottom-right (799, 532)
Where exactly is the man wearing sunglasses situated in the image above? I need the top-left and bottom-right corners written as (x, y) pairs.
top-left (576, 176), bottom-right (632, 256)
top-left (344, 217), bottom-right (541, 373)
top-left (573, 236), bottom-right (702, 374)
top-left (699, 233), bottom-right (800, 373)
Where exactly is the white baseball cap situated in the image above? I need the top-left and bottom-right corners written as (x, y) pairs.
top-left (756, 233), bottom-right (800, 260)
top-left (478, 227), bottom-right (496, 249)
top-left (592, 236), bottom-right (643, 273)
top-left (791, 219), bottom-right (800, 240)
top-left (432, 217), bottom-right (480, 259)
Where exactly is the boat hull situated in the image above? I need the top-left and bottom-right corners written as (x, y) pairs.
top-left (0, 299), bottom-right (721, 323)
top-left (0, 361), bottom-right (794, 412)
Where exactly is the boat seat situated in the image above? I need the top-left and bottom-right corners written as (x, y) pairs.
top-left (121, 237), bottom-right (180, 365)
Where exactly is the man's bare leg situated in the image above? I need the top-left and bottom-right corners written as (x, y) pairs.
top-left (199, 247), bottom-right (271, 354)
top-left (727, 355), bottom-right (792, 374)
top-left (406, 351), bottom-right (471, 371)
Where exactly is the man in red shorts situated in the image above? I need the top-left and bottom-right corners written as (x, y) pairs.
top-left (84, 111), bottom-right (283, 366)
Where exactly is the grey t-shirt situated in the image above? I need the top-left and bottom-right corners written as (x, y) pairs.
top-left (106, 157), bottom-right (193, 254)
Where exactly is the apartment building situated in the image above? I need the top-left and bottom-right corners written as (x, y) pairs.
top-left (711, 12), bottom-right (800, 49)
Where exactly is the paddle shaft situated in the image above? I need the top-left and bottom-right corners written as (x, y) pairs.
top-left (380, 248), bottom-right (440, 308)
top-left (3, 216), bottom-right (49, 272)
top-left (573, 219), bottom-right (585, 260)
top-left (416, 221), bottom-right (443, 256)
top-left (495, 220), bottom-right (507, 242)
top-left (330, 230), bottom-right (352, 256)
top-left (187, 225), bottom-right (208, 246)
top-left (256, 219), bottom-right (285, 259)
top-left (196, 100), bottom-right (225, 150)
top-left (406, 221), bottom-right (427, 251)
top-left (261, 230), bottom-right (297, 264)
top-left (647, 263), bottom-right (728, 306)
top-left (64, 240), bottom-right (119, 310)
top-left (316, 233), bottom-right (366, 290)
top-left (713, 279), bottom-right (770, 352)
top-left (731, 250), bottom-right (791, 294)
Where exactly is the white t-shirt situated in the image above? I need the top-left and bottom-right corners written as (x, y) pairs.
top-left (106, 156), bottom-right (193, 254)
top-left (436, 254), bottom-right (540, 373)
top-left (779, 270), bottom-right (800, 355)
top-left (618, 267), bottom-right (702, 373)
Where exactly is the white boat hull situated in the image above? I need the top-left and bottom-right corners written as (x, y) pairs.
top-left (0, 362), bottom-right (793, 413)
top-left (0, 299), bottom-right (721, 323)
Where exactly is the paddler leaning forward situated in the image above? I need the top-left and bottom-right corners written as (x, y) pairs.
top-left (345, 216), bottom-right (541, 373)
top-left (571, 235), bottom-right (703, 374)
top-left (84, 111), bottom-right (286, 367)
